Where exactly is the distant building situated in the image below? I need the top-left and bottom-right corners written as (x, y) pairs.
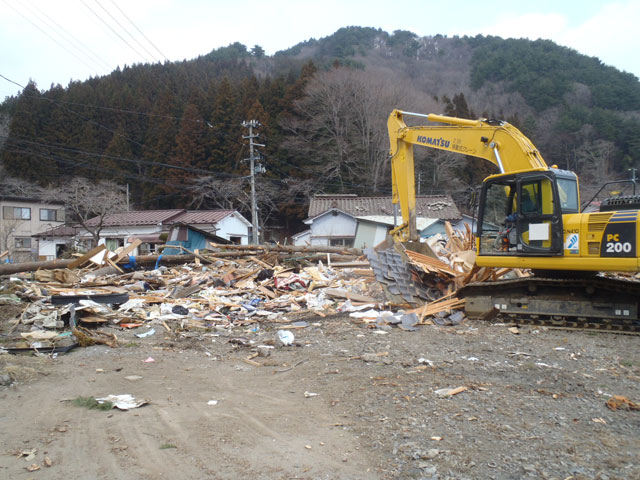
top-left (35, 209), bottom-right (251, 260)
top-left (0, 196), bottom-right (65, 262)
top-left (296, 194), bottom-right (461, 248)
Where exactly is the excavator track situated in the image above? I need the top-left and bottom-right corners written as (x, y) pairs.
top-left (459, 276), bottom-right (640, 333)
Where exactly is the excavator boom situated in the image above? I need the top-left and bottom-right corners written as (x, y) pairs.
top-left (383, 109), bottom-right (640, 332)
top-left (389, 110), bottom-right (548, 241)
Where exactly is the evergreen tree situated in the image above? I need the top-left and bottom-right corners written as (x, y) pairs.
top-left (1, 81), bottom-right (58, 182)
top-left (165, 103), bottom-right (209, 206)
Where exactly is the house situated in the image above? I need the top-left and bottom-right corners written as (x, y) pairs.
top-left (291, 229), bottom-right (311, 246)
top-left (298, 194), bottom-right (461, 248)
top-left (35, 209), bottom-right (251, 260)
top-left (33, 225), bottom-right (81, 261)
top-left (354, 216), bottom-right (440, 249)
top-left (163, 223), bottom-right (230, 255)
top-left (0, 196), bottom-right (65, 262)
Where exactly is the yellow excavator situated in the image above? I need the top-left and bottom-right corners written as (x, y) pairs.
top-left (387, 109), bottom-right (640, 331)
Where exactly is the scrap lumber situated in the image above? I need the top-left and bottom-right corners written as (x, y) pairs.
top-left (0, 250), bottom-right (9, 260)
top-left (0, 253), bottom-right (208, 276)
top-left (407, 296), bottom-right (466, 318)
top-left (404, 249), bottom-right (459, 277)
top-left (209, 243), bottom-right (362, 256)
top-left (444, 221), bottom-right (465, 253)
top-left (67, 245), bottom-right (107, 270)
top-left (112, 239), bottom-right (142, 263)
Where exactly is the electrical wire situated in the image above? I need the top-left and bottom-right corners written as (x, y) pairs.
top-left (78, 0), bottom-right (150, 64)
top-left (20, 0), bottom-right (113, 72)
top-left (92, 0), bottom-right (160, 63)
top-left (109, 0), bottom-right (167, 61)
top-left (1, 0), bottom-right (104, 75)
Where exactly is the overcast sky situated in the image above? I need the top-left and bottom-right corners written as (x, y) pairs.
top-left (1, 0), bottom-right (639, 100)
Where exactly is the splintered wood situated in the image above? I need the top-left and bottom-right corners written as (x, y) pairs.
top-left (405, 221), bottom-right (529, 317)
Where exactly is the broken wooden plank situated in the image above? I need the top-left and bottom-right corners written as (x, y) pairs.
top-left (67, 244), bottom-right (107, 270)
top-left (112, 239), bottom-right (142, 264)
top-left (444, 221), bottom-right (464, 253)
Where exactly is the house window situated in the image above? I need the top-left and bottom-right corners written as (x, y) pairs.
top-left (229, 236), bottom-right (241, 244)
top-left (40, 208), bottom-right (63, 222)
top-left (105, 238), bottom-right (124, 251)
top-left (14, 237), bottom-right (32, 249)
top-left (3, 206), bottom-right (31, 220)
top-left (329, 238), bottom-right (354, 247)
top-left (138, 243), bottom-right (153, 256)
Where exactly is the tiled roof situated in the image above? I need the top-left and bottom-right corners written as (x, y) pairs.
top-left (87, 210), bottom-right (185, 227)
top-left (172, 210), bottom-right (234, 225)
top-left (33, 224), bottom-right (81, 237)
top-left (308, 195), bottom-right (461, 220)
top-left (86, 209), bottom-right (249, 228)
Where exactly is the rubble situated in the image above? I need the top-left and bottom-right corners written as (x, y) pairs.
top-left (0, 242), bottom-right (388, 353)
top-left (0, 224), bottom-right (530, 355)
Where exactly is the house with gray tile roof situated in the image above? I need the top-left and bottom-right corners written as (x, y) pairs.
top-left (294, 194), bottom-right (461, 247)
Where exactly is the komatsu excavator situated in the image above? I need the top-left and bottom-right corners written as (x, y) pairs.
top-left (387, 109), bottom-right (640, 331)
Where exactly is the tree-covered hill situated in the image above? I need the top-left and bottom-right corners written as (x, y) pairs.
top-left (1, 27), bottom-right (639, 234)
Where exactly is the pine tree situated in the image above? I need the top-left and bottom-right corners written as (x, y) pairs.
top-left (1, 81), bottom-right (58, 183)
top-left (165, 103), bottom-right (209, 206)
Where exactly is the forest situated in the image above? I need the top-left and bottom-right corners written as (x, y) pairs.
top-left (1, 27), bottom-right (639, 235)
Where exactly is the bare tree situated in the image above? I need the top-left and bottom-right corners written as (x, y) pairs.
top-left (282, 68), bottom-right (412, 194)
top-left (574, 139), bottom-right (620, 201)
top-left (44, 178), bottom-right (128, 246)
top-left (0, 217), bottom-right (24, 259)
top-left (188, 175), bottom-right (280, 228)
top-left (0, 169), bottom-right (43, 197)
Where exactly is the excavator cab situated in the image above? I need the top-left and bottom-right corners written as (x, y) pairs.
top-left (477, 170), bottom-right (570, 256)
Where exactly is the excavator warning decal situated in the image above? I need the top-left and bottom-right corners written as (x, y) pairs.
top-left (601, 217), bottom-right (636, 257)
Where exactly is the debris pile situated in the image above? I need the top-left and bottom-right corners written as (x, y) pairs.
top-left (0, 224), bottom-right (536, 356)
top-left (366, 221), bottom-right (529, 322)
top-left (0, 243), bottom-right (392, 354)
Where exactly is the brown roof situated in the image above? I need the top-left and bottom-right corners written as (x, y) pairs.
top-left (33, 224), bottom-right (81, 238)
top-left (174, 210), bottom-right (236, 225)
top-left (87, 210), bottom-right (185, 227)
top-left (308, 195), bottom-right (461, 220)
top-left (86, 209), bottom-right (249, 228)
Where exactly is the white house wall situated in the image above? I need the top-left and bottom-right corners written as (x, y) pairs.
top-left (38, 239), bottom-right (60, 260)
top-left (310, 212), bottom-right (356, 246)
top-left (292, 230), bottom-right (311, 246)
top-left (95, 225), bottom-right (162, 254)
top-left (212, 215), bottom-right (249, 245)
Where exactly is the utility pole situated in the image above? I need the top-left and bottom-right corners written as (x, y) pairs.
top-left (242, 120), bottom-right (265, 244)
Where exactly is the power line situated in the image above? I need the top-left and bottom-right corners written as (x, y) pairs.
top-left (2, 134), bottom-right (243, 179)
top-left (109, 0), bottom-right (167, 61)
top-left (0, 73), bottom-right (24, 90)
top-left (20, 1), bottom-right (113, 72)
top-left (93, 0), bottom-right (160, 63)
top-left (78, 0), bottom-right (150, 64)
top-left (2, 0), bottom-right (103, 75)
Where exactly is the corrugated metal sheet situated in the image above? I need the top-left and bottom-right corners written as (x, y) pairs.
top-left (308, 195), bottom-right (461, 220)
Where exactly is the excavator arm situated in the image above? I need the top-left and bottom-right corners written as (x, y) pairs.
top-left (388, 109), bottom-right (548, 241)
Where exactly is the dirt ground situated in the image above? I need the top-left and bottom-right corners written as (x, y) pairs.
top-left (1, 315), bottom-right (639, 480)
